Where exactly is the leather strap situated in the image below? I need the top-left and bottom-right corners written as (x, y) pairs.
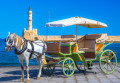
top-left (29, 41), bottom-right (34, 60)
top-left (15, 40), bottom-right (27, 55)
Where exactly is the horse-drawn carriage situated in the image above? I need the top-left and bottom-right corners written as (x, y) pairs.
top-left (5, 17), bottom-right (117, 82)
top-left (42, 17), bottom-right (117, 77)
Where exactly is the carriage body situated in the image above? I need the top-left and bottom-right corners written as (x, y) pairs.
top-left (46, 34), bottom-right (108, 60)
top-left (42, 33), bottom-right (117, 76)
top-left (42, 17), bottom-right (117, 76)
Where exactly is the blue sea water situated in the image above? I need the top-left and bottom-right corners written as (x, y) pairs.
top-left (0, 39), bottom-right (120, 66)
top-left (0, 39), bottom-right (38, 66)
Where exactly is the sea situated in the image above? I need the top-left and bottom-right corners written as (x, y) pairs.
top-left (0, 39), bottom-right (120, 67)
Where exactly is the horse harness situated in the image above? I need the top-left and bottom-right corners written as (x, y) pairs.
top-left (15, 39), bottom-right (46, 60)
top-left (28, 41), bottom-right (34, 59)
top-left (15, 40), bottom-right (28, 55)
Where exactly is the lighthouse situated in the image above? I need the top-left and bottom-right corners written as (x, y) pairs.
top-left (28, 6), bottom-right (32, 30)
top-left (23, 7), bottom-right (38, 41)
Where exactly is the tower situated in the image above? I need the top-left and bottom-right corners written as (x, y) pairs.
top-left (28, 6), bottom-right (32, 30)
top-left (23, 7), bottom-right (39, 41)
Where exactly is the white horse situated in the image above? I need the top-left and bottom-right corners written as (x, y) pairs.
top-left (5, 33), bottom-right (47, 82)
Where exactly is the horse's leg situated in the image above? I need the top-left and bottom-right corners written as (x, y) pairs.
top-left (36, 55), bottom-right (44, 79)
top-left (25, 59), bottom-right (30, 82)
top-left (19, 59), bottom-right (24, 82)
top-left (36, 56), bottom-right (40, 79)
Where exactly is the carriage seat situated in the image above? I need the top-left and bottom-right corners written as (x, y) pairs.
top-left (78, 34), bottom-right (108, 52)
top-left (96, 34), bottom-right (108, 43)
top-left (61, 35), bottom-right (76, 41)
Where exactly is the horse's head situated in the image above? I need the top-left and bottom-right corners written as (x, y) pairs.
top-left (5, 33), bottom-right (16, 52)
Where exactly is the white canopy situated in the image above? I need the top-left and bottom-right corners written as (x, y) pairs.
top-left (45, 17), bottom-right (107, 28)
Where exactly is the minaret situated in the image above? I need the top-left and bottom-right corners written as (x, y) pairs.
top-left (28, 6), bottom-right (32, 30)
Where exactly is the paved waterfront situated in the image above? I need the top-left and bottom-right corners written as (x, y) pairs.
top-left (0, 63), bottom-right (120, 83)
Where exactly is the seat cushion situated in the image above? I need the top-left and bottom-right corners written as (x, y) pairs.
top-left (85, 40), bottom-right (95, 49)
top-left (85, 34), bottom-right (102, 40)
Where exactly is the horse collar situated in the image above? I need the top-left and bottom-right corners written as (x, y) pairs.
top-left (15, 40), bottom-right (28, 55)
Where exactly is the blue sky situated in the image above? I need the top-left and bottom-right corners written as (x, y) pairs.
top-left (0, 0), bottom-right (120, 38)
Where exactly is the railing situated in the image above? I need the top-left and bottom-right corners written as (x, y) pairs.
top-left (0, 40), bottom-right (120, 66)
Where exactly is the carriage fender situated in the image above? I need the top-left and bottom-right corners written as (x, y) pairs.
top-left (79, 54), bottom-right (88, 68)
top-left (43, 56), bottom-right (47, 65)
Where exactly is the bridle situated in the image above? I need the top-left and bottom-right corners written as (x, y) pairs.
top-left (5, 34), bottom-right (28, 55)
top-left (5, 36), bottom-right (15, 50)
top-left (5, 35), bottom-right (25, 50)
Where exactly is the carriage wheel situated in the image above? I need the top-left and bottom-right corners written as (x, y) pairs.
top-left (62, 57), bottom-right (75, 77)
top-left (99, 49), bottom-right (117, 74)
top-left (75, 61), bottom-right (87, 72)
top-left (42, 64), bottom-right (55, 75)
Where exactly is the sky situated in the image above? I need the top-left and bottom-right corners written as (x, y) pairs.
top-left (0, 0), bottom-right (120, 38)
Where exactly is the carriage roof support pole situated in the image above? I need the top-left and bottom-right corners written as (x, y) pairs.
top-left (76, 25), bottom-right (78, 44)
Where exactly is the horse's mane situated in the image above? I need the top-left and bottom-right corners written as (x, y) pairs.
top-left (15, 35), bottom-right (23, 39)
top-left (14, 35), bottom-right (24, 49)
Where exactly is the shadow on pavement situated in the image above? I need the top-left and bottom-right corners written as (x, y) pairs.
top-left (0, 68), bottom-right (96, 82)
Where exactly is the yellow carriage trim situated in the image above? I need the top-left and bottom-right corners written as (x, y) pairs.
top-left (72, 46), bottom-right (76, 53)
top-left (96, 43), bottom-right (104, 51)
top-left (43, 56), bottom-right (47, 65)
top-left (79, 56), bottom-right (83, 61)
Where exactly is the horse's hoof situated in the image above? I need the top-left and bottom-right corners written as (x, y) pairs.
top-left (26, 79), bottom-right (30, 82)
top-left (37, 77), bottom-right (40, 80)
top-left (20, 78), bottom-right (24, 82)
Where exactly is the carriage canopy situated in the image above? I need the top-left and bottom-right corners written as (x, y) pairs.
top-left (45, 16), bottom-right (107, 28)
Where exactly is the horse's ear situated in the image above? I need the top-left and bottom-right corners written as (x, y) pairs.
top-left (8, 32), bottom-right (10, 35)
top-left (13, 33), bottom-right (16, 38)
top-left (13, 35), bottom-right (17, 42)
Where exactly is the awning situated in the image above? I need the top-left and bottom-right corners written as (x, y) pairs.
top-left (45, 17), bottom-right (107, 28)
